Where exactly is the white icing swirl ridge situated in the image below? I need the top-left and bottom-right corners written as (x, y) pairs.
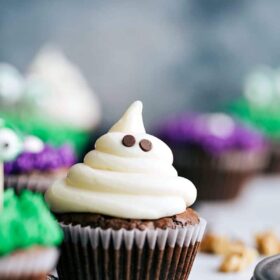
top-left (45, 101), bottom-right (197, 219)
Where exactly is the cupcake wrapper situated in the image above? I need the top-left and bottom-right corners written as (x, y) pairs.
top-left (266, 142), bottom-right (280, 173)
top-left (4, 172), bottom-right (66, 194)
top-left (174, 148), bottom-right (268, 201)
top-left (0, 247), bottom-right (59, 280)
top-left (47, 276), bottom-right (58, 280)
top-left (57, 218), bottom-right (206, 280)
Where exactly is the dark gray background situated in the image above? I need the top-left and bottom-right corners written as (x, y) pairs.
top-left (1, 0), bottom-right (280, 128)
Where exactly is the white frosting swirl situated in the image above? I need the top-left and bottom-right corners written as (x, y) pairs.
top-left (45, 101), bottom-right (197, 219)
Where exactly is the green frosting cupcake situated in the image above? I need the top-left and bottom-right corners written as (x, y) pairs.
top-left (229, 67), bottom-right (280, 139)
top-left (0, 111), bottom-right (90, 154)
top-left (230, 99), bottom-right (280, 139)
top-left (0, 190), bottom-right (63, 256)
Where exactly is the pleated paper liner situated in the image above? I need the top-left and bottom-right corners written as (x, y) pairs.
top-left (4, 171), bottom-right (67, 194)
top-left (0, 247), bottom-right (59, 280)
top-left (47, 275), bottom-right (58, 280)
top-left (173, 147), bottom-right (268, 201)
top-left (57, 218), bottom-right (206, 280)
top-left (265, 141), bottom-right (280, 173)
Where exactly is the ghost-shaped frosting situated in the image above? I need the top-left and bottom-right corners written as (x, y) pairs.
top-left (45, 101), bottom-right (197, 219)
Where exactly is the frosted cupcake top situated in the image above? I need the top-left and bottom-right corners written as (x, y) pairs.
top-left (46, 101), bottom-right (197, 219)
top-left (158, 113), bottom-right (267, 154)
top-left (0, 190), bottom-right (62, 256)
top-left (4, 143), bottom-right (76, 174)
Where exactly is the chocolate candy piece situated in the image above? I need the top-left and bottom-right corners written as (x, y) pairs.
top-left (122, 135), bottom-right (136, 147)
top-left (139, 139), bottom-right (152, 152)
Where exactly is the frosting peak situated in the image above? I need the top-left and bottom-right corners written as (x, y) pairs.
top-left (46, 102), bottom-right (197, 219)
top-left (109, 101), bottom-right (146, 133)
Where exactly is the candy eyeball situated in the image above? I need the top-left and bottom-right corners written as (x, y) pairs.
top-left (244, 68), bottom-right (275, 107)
top-left (0, 128), bottom-right (22, 161)
top-left (23, 135), bottom-right (44, 153)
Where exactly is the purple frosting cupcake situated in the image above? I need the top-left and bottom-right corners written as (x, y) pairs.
top-left (4, 144), bottom-right (76, 175)
top-left (4, 138), bottom-right (76, 194)
top-left (159, 113), bottom-right (267, 154)
top-left (157, 113), bottom-right (269, 201)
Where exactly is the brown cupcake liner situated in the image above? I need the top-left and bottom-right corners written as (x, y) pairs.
top-left (173, 147), bottom-right (268, 201)
top-left (57, 218), bottom-right (206, 280)
top-left (265, 141), bottom-right (280, 173)
top-left (0, 247), bottom-right (59, 280)
top-left (4, 171), bottom-right (67, 194)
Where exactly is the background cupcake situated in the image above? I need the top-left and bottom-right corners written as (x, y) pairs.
top-left (158, 113), bottom-right (269, 201)
top-left (0, 121), bottom-right (63, 280)
top-left (46, 101), bottom-right (206, 280)
top-left (0, 46), bottom-right (101, 157)
top-left (4, 135), bottom-right (76, 194)
top-left (230, 67), bottom-right (280, 173)
top-left (0, 189), bottom-right (63, 280)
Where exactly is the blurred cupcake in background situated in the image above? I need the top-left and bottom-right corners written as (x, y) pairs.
top-left (0, 190), bottom-right (63, 280)
top-left (158, 113), bottom-right (268, 201)
top-left (4, 134), bottom-right (76, 194)
top-left (0, 123), bottom-right (63, 280)
top-left (230, 66), bottom-right (280, 173)
top-left (0, 44), bottom-right (101, 158)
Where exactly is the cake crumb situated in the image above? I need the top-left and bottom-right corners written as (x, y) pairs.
top-left (200, 233), bottom-right (231, 255)
top-left (200, 233), bottom-right (245, 256)
top-left (255, 231), bottom-right (280, 256)
top-left (219, 247), bottom-right (257, 273)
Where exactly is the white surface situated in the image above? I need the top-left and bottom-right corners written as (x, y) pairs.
top-left (191, 253), bottom-right (261, 280)
top-left (190, 175), bottom-right (280, 280)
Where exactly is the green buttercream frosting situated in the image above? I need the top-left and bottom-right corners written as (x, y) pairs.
top-left (230, 67), bottom-right (280, 139)
top-left (229, 99), bottom-right (280, 138)
top-left (0, 190), bottom-right (63, 256)
top-left (0, 112), bottom-right (90, 154)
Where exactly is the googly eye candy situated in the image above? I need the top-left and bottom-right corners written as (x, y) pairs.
top-left (0, 128), bottom-right (22, 161)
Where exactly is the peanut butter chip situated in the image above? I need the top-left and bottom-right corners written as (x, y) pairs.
top-left (122, 135), bottom-right (136, 147)
top-left (139, 139), bottom-right (152, 152)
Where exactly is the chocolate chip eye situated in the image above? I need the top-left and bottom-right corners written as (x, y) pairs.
top-left (139, 139), bottom-right (152, 152)
top-left (122, 135), bottom-right (136, 147)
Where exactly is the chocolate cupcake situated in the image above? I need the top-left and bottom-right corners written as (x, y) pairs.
top-left (46, 101), bottom-right (206, 280)
top-left (4, 135), bottom-right (76, 194)
top-left (158, 113), bottom-right (268, 201)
